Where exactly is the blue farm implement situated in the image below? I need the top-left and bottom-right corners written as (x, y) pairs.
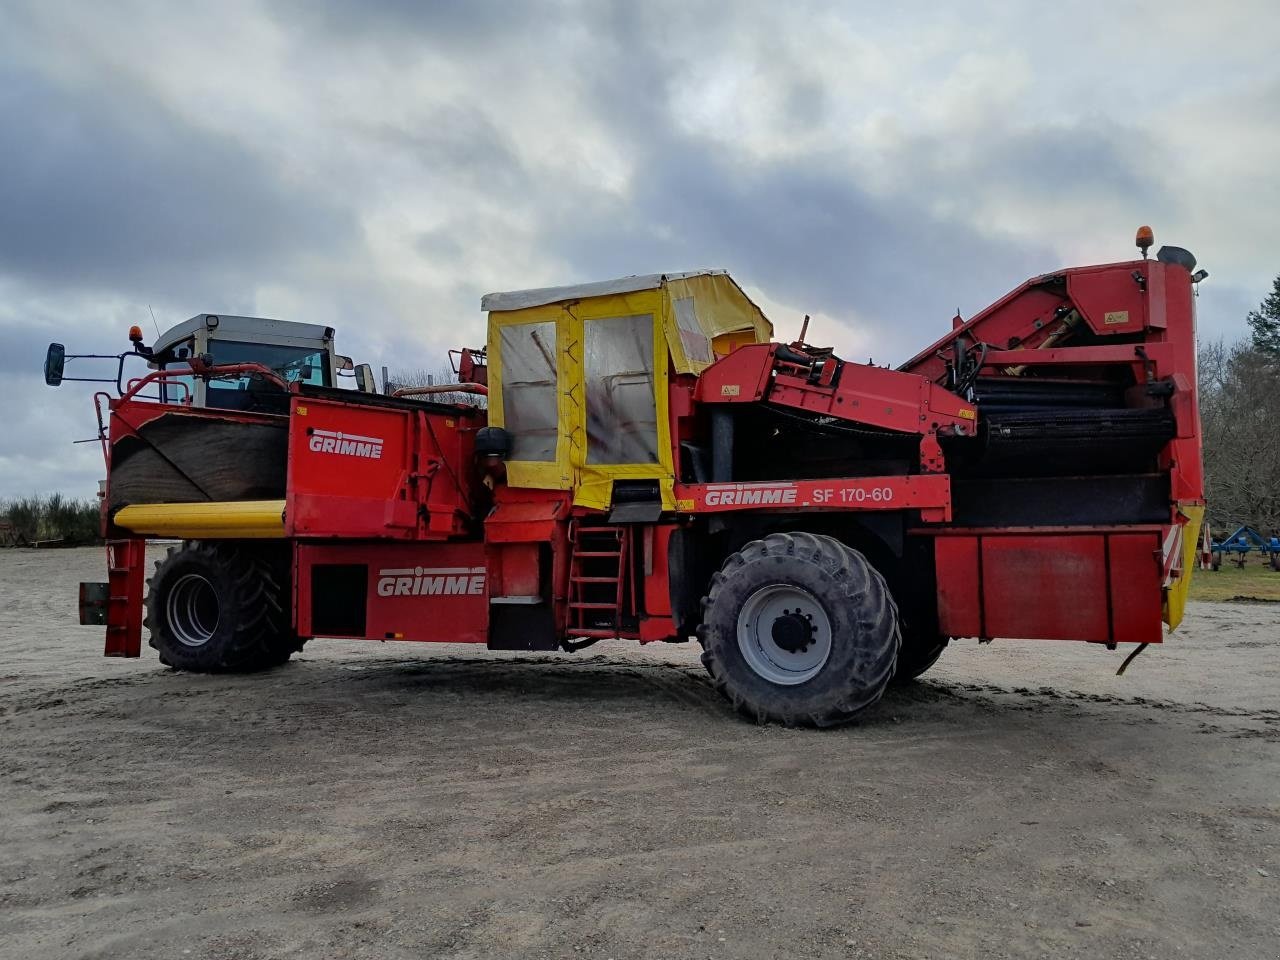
top-left (1209, 526), bottom-right (1280, 571)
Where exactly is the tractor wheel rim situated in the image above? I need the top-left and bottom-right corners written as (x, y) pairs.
top-left (166, 573), bottom-right (220, 648)
top-left (736, 584), bottom-right (833, 686)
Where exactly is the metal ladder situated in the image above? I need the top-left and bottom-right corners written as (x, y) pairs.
top-left (566, 523), bottom-right (631, 639)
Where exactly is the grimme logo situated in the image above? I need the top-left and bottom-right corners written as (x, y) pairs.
top-left (703, 483), bottom-right (798, 506)
top-left (377, 566), bottom-right (486, 597)
top-left (309, 428), bottom-right (383, 459)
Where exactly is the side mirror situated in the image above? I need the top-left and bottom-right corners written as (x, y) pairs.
top-left (44, 343), bottom-right (66, 386)
top-left (336, 354), bottom-right (355, 372)
top-left (354, 363), bottom-right (377, 393)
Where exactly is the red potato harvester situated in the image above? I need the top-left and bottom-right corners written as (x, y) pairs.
top-left (58, 228), bottom-right (1204, 725)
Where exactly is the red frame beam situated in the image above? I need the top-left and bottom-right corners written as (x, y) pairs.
top-left (676, 475), bottom-right (951, 522)
top-left (102, 539), bottom-right (147, 657)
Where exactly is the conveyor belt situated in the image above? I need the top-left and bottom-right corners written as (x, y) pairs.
top-left (978, 407), bottom-right (1176, 475)
top-left (972, 377), bottom-right (1124, 411)
top-left (983, 407), bottom-right (1176, 448)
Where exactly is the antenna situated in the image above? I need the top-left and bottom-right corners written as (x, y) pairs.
top-left (798, 314), bottom-right (810, 343)
top-left (147, 304), bottom-right (161, 338)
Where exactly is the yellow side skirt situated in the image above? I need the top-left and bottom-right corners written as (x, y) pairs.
top-left (1162, 503), bottom-right (1204, 632)
top-left (113, 500), bottom-right (286, 539)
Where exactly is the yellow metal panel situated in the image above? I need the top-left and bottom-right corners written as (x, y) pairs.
top-left (114, 500), bottom-right (286, 539)
top-left (1163, 502), bottom-right (1204, 631)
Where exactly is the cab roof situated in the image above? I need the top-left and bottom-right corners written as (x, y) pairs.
top-left (152, 315), bottom-right (334, 354)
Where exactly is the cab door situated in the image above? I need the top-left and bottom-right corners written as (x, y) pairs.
top-left (490, 314), bottom-right (570, 490)
top-left (488, 291), bottom-right (674, 510)
top-left (570, 294), bottom-right (672, 511)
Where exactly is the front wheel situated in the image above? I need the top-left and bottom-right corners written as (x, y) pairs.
top-left (698, 532), bottom-right (900, 727)
top-left (146, 541), bottom-right (302, 672)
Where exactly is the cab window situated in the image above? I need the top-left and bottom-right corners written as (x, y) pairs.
top-left (583, 314), bottom-right (658, 464)
top-left (499, 321), bottom-right (559, 462)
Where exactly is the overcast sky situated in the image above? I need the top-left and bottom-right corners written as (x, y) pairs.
top-left (2, 0), bottom-right (1278, 499)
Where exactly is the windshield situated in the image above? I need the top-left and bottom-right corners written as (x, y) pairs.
top-left (207, 340), bottom-right (330, 387)
top-left (201, 340), bottom-right (329, 410)
top-left (153, 339), bottom-right (327, 411)
top-left (156, 337), bottom-right (331, 409)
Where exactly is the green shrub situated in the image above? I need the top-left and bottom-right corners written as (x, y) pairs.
top-left (1, 493), bottom-right (102, 545)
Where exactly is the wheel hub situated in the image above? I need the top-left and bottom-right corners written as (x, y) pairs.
top-left (165, 573), bottom-right (220, 648)
top-left (736, 584), bottom-right (833, 686)
top-left (770, 611), bottom-right (814, 653)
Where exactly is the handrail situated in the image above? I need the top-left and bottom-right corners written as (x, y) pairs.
top-left (116, 362), bottom-right (291, 404)
top-left (392, 382), bottom-right (489, 398)
top-left (126, 376), bottom-right (192, 402)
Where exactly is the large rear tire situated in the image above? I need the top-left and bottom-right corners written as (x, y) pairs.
top-left (146, 541), bottom-right (303, 672)
top-left (891, 634), bottom-right (948, 684)
top-left (698, 532), bottom-right (899, 727)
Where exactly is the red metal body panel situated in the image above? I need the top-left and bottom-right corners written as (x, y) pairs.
top-left (488, 544), bottom-right (542, 598)
top-left (637, 619), bottom-right (678, 642)
top-left (109, 397), bottom-right (280, 435)
top-left (642, 524), bottom-right (674, 618)
top-left (978, 342), bottom-right (1176, 368)
top-left (693, 343), bottom-right (776, 402)
top-left (982, 534), bottom-right (1111, 641)
top-left (295, 541), bottom-right (487, 643)
top-left (484, 490), bottom-right (569, 542)
top-left (286, 394), bottom-right (479, 540)
top-left (1156, 269), bottom-right (1203, 503)
top-left (1068, 263), bottom-right (1152, 336)
top-left (1108, 533), bottom-right (1165, 642)
top-left (934, 537), bottom-right (981, 638)
top-left (483, 488), bottom-right (571, 628)
top-left (932, 528), bottom-right (1164, 644)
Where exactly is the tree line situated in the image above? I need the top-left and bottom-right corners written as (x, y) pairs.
top-left (1199, 274), bottom-right (1280, 533)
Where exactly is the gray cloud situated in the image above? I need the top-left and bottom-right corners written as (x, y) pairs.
top-left (364, 107), bottom-right (533, 198)
top-left (270, 0), bottom-right (552, 49)
top-left (0, 61), bottom-right (360, 307)
top-left (539, 137), bottom-right (1054, 353)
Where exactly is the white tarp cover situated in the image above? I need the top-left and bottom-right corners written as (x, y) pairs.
top-left (481, 271), bottom-right (727, 313)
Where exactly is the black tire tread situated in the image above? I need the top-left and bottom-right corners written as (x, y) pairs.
top-left (697, 532), bottom-right (900, 727)
top-left (146, 540), bottom-right (303, 672)
top-left (890, 636), bottom-right (948, 684)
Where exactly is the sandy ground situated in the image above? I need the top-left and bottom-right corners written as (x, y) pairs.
top-left (1, 547), bottom-right (1278, 960)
